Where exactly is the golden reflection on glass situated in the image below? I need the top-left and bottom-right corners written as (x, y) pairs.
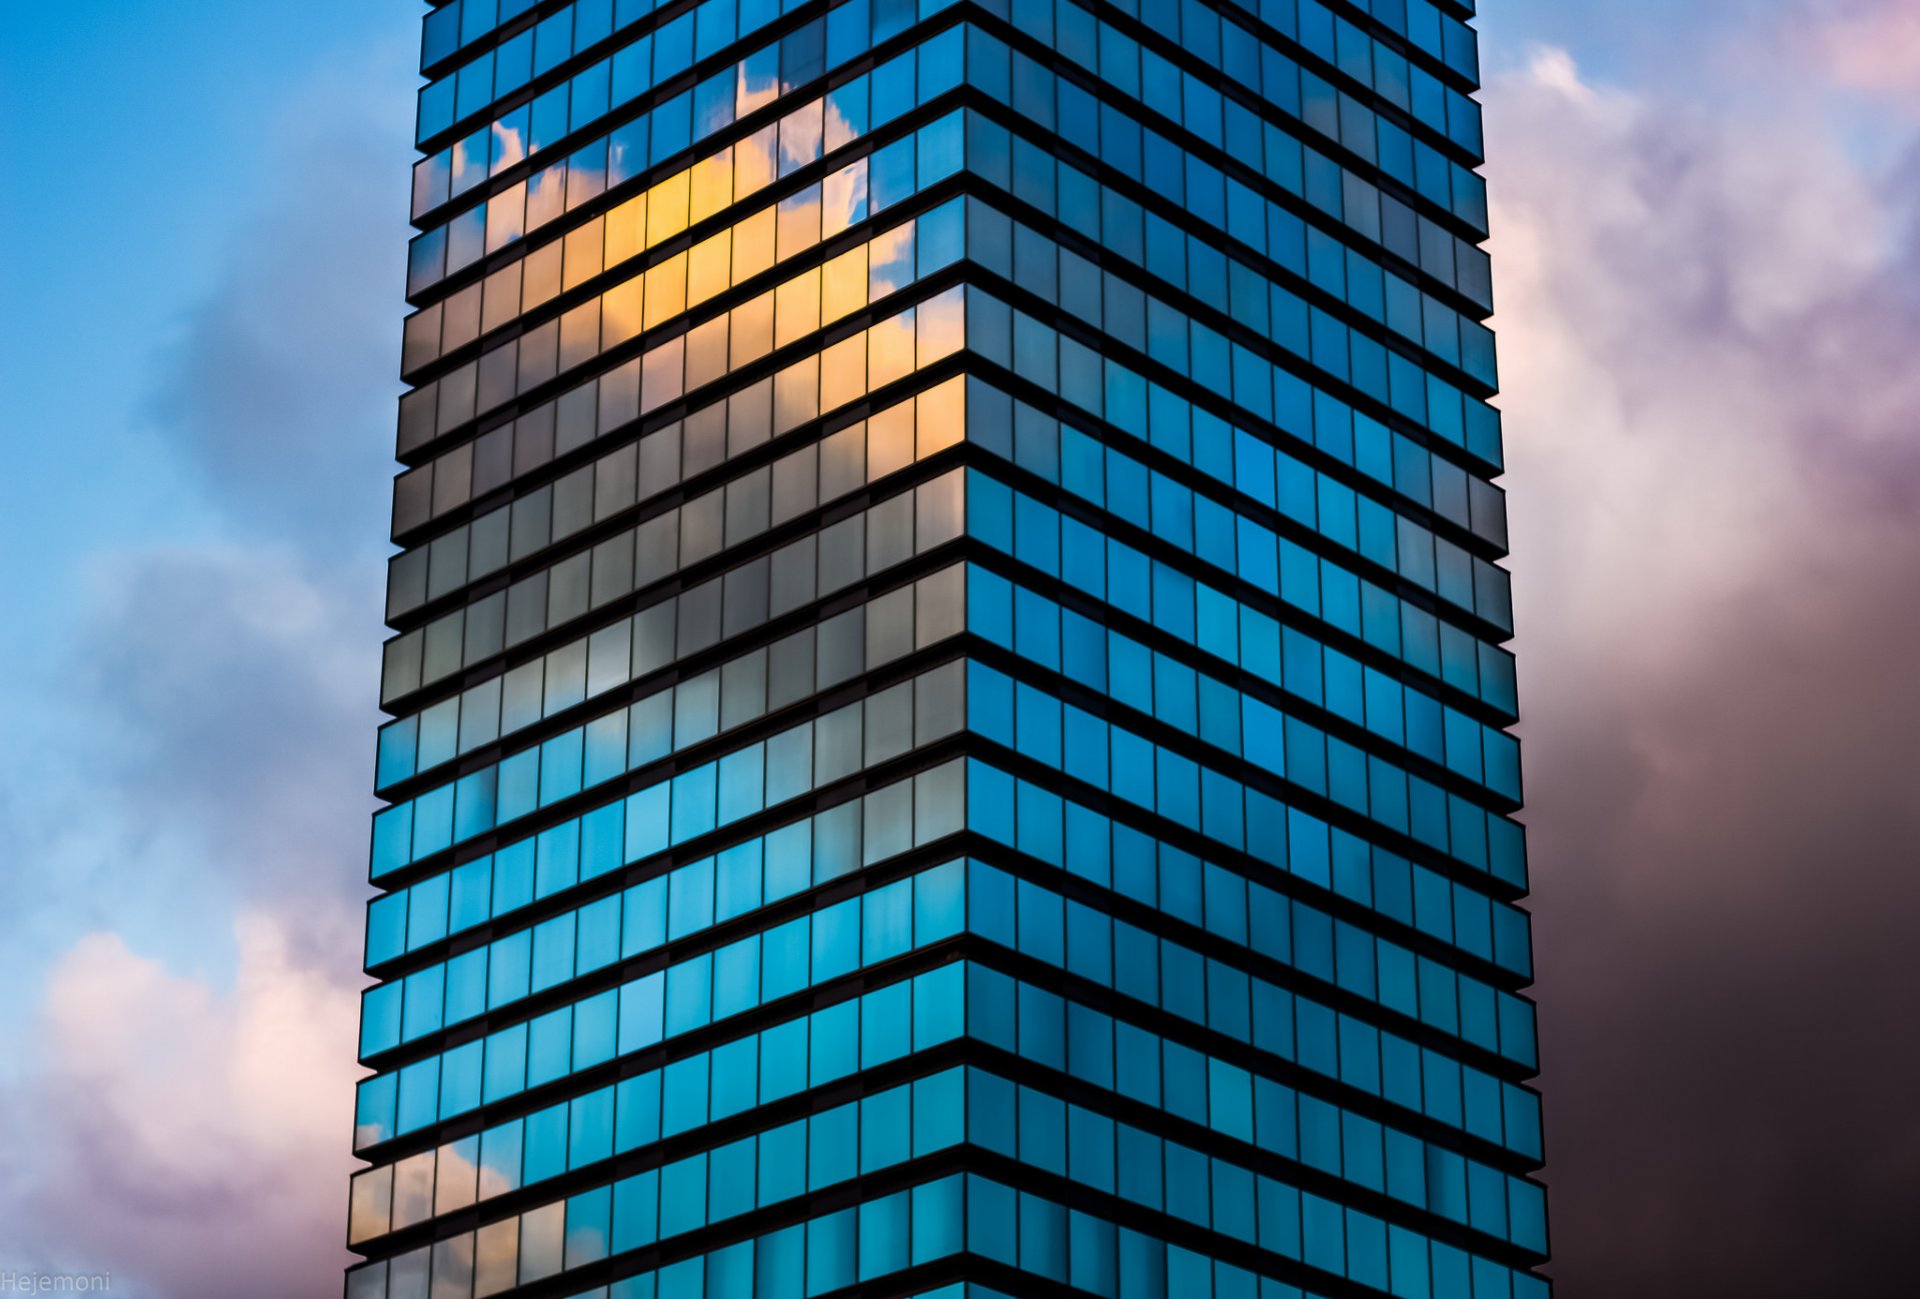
top-left (688, 147), bottom-right (734, 225)
top-left (820, 334), bottom-right (867, 414)
top-left (435, 1135), bottom-right (480, 1216)
top-left (868, 223), bottom-right (915, 299)
top-left (917, 374), bottom-right (967, 456)
top-left (482, 261), bottom-right (522, 334)
top-left (823, 159), bottom-right (869, 239)
top-left (642, 252), bottom-right (688, 331)
top-left (686, 229), bottom-right (732, 307)
top-left (774, 355), bottom-right (819, 435)
top-left (731, 290), bottom-right (774, 368)
top-left (641, 335), bottom-right (685, 413)
top-left (734, 123), bottom-right (778, 198)
top-left (491, 118), bottom-right (526, 175)
top-left (779, 99), bottom-right (824, 176)
top-left (485, 184), bottom-right (526, 254)
top-left (604, 194), bottom-right (646, 267)
top-left (473, 1218), bottom-right (518, 1298)
top-left (776, 184), bottom-right (823, 262)
top-left (522, 241), bottom-right (563, 313)
top-left (559, 299), bottom-right (600, 373)
top-left (685, 314), bottom-right (730, 392)
top-left (868, 391), bottom-right (915, 478)
top-left (525, 163), bottom-right (567, 232)
top-left (562, 220), bottom-right (605, 292)
top-left (774, 267), bottom-right (821, 350)
top-left (731, 206), bottom-right (776, 284)
top-left (867, 307), bottom-right (916, 393)
top-left (600, 276), bottom-right (642, 347)
top-left (821, 245), bottom-right (868, 324)
top-left (645, 171), bottom-right (690, 247)
top-left (918, 287), bottom-right (965, 366)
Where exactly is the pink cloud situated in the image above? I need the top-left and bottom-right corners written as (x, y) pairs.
top-left (1800, 0), bottom-right (1920, 107)
top-left (1, 914), bottom-right (360, 1296)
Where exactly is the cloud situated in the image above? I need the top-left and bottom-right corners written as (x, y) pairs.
top-left (0, 914), bottom-right (360, 1298)
top-left (1485, 37), bottom-right (1920, 1298)
top-left (1798, 0), bottom-right (1920, 108)
top-left (148, 47), bottom-right (409, 552)
top-left (0, 38), bottom-right (409, 1299)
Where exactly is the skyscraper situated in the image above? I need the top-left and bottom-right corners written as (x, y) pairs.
top-left (346, 1), bottom-right (1546, 1297)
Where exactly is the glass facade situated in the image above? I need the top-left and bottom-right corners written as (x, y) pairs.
top-left (349, 1), bottom-right (1546, 1297)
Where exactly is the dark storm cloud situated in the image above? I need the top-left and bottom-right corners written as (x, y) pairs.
top-left (1484, 42), bottom-right (1920, 1297)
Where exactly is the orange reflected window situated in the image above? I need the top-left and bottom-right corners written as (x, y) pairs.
top-left (600, 276), bottom-right (642, 347)
top-left (522, 241), bottom-right (563, 312)
top-left (733, 124), bottom-right (778, 199)
top-left (868, 394), bottom-right (915, 480)
top-left (821, 245), bottom-right (868, 325)
top-left (683, 315), bottom-right (730, 395)
top-left (776, 184), bottom-right (823, 262)
top-left (917, 288), bottom-right (965, 366)
top-left (486, 184), bottom-right (527, 254)
top-left (774, 267), bottom-right (821, 350)
top-left (916, 375), bottom-right (966, 456)
top-left (643, 252), bottom-right (689, 331)
top-left (645, 171), bottom-right (691, 247)
top-left (560, 299), bottom-right (602, 374)
top-left (731, 206), bottom-right (775, 284)
top-left (730, 291), bottom-right (774, 368)
top-left (773, 355), bottom-right (819, 436)
top-left (819, 334), bottom-right (867, 416)
top-left (604, 195), bottom-right (646, 267)
top-left (867, 307), bottom-right (916, 394)
top-left (474, 1219), bottom-right (517, 1294)
top-left (562, 219), bottom-right (605, 292)
top-left (473, 1218), bottom-right (517, 1294)
top-left (686, 230), bottom-right (732, 308)
top-left (688, 148), bottom-right (734, 226)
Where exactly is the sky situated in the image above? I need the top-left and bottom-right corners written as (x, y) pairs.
top-left (1, 1), bottom-right (1917, 1295)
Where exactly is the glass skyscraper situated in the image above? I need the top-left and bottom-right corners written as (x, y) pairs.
top-left (347, 2), bottom-right (1546, 1298)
